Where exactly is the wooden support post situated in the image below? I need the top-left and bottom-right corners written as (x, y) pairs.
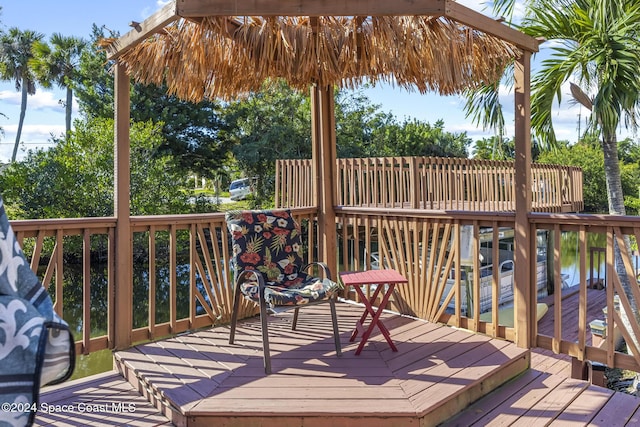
top-left (113, 63), bottom-right (132, 350)
top-left (310, 84), bottom-right (338, 271)
top-left (513, 51), bottom-right (535, 349)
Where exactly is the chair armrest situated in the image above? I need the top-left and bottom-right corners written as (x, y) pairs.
top-left (301, 262), bottom-right (332, 281)
top-left (237, 269), bottom-right (266, 287)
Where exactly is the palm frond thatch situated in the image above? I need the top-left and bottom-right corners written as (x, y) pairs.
top-left (112, 16), bottom-right (520, 102)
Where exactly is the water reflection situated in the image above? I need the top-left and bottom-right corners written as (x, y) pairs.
top-left (555, 231), bottom-right (608, 287)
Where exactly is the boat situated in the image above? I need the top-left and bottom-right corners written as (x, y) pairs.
top-left (368, 226), bottom-right (560, 318)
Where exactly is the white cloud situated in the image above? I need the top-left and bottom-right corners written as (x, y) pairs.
top-left (0, 90), bottom-right (69, 111)
top-left (141, 0), bottom-right (172, 20)
top-left (3, 123), bottom-right (65, 137)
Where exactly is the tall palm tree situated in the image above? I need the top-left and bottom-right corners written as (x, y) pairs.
top-left (531, 0), bottom-right (640, 215)
top-left (471, 0), bottom-right (640, 216)
top-left (468, 0), bottom-right (640, 324)
top-left (30, 33), bottom-right (86, 137)
top-left (0, 28), bottom-right (44, 162)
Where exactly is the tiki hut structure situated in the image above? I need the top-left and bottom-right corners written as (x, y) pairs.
top-left (106, 0), bottom-right (539, 349)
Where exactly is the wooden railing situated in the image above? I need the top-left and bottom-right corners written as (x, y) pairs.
top-left (335, 207), bottom-right (520, 338)
top-left (530, 213), bottom-right (640, 372)
top-left (12, 217), bottom-right (116, 355)
top-left (336, 207), bottom-right (640, 372)
top-left (276, 157), bottom-right (584, 213)
top-left (11, 209), bottom-right (319, 355)
top-left (13, 205), bottom-right (640, 374)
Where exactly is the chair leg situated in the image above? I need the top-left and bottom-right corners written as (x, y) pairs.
top-left (259, 289), bottom-right (272, 375)
top-left (291, 307), bottom-right (300, 330)
top-left (229, 281), bottom-right (243, 344)
top-left (330, 298), bottom-right (341, 357)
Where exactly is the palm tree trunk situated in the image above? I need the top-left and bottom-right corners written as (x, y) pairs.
top-left (602, 137), bottom-right (626, 216)
top-left (65, 87), bottom-right (72, 137)
top-left (11, 78), bottom-right (28, 162)
top-left (602, 136), bottom-right (638, 350)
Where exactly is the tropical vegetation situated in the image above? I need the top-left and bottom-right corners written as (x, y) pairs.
top-left (0, 27), bottom-right (43, 162)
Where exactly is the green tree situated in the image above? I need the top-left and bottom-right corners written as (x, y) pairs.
top-left (473, 136), bottom-right (515, 160)
top-left (74, 25), bottom-right (114, 119)
top-left (377, 119), bottom-right (470, 158)
top-left (0, 118), bottom-right (193, 219)
top-left (537, 138), bottom-right (608, 213)
top-left (0, 28), bottom-right (44, 162)
top-left (30, 33), bottom-right (86, 136)
top-left (74, 26), bottom-right (230, 180)
top-left (221, 81), bottom-right (312, 205)
top-left (334, 89), bottom-right (394, 157)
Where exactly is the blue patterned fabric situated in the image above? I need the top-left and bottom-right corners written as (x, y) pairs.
top-left (0, 196), bottom-right (74, 426)
top-left (226, 210), bottom-right (340, 308)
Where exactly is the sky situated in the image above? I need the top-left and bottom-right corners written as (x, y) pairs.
top-left (0, 1), bottom-right (597, 163)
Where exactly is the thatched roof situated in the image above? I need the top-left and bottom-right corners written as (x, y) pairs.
top-left (109, 14), bottom-right (521, 102)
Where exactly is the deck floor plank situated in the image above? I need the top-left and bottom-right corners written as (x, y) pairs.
top-left (548, 384), bottom-right (614, 425)
top-left (510, 378), bottom-right (589, 426)
top-left (35, 371), bottom-right (172, 426)
top-left (113, 303), bottom-right (530, 425)
top-left (588, 389), bottom-right (640, 427)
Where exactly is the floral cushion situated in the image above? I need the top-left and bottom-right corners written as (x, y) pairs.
top-left (226, 209), bottom-right (339, 308)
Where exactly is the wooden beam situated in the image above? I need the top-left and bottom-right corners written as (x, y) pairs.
top-left (311, 84), bottom-right (338, 272)
top-left (113, 63), bottom-right (133, 350)
top-left (444, 0), bottom-right (539, 52)
top-left (177, 0), bottom-right (445, 18)
top-left (513, 51), bottom-right (533, 349)
top-left (107, 0), bottom-right (178, 59)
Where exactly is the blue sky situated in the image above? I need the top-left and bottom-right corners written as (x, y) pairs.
top-left (0, 1), bottom-right (592, 162)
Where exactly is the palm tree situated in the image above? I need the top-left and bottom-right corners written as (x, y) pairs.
top-left (30, 33), bottom-right (86, 137)
top-left (467, 0), bottom-right (640, 331)
top-left (0, 28), bottom-right (44, 162)
top-left (472, 0), bottom-right (640, 216)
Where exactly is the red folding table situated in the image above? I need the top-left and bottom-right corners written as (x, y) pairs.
top-left (339, 269), bottom-right (408, 355)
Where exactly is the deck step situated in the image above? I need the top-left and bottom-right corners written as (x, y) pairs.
top-left (35, 370), bottom-right (172, 426)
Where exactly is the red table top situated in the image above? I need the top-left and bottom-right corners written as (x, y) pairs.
top-left (339, 269), bottom-right (408, 286)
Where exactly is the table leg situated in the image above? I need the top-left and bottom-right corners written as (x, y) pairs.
top-left (349, 283), bottom-right (383, 342)
top-left (354, 284), bottom-right (398, 355)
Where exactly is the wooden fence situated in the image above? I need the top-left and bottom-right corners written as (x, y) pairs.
top-left (276, 156), bottom-right (584, 213)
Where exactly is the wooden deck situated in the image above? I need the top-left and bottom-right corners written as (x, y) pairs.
top-left (35, 371), bottom-right (172, 426)
top-left (113, 302), bottom-right (529, 427)
top-left (537, 286), bottom-right (608, 343)
top-left (34, 295), bottom-right (640, 427)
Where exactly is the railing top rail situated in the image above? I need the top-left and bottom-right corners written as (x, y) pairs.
top-left (529, 212), bottom-right (640, 227)
top-left (336, 206), bottom-right (516, 221)
top-left (10, 216), bottom-right (117, 231)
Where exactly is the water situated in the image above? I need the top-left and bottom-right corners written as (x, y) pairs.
top-left (553, 231), bottom-right (608, 288)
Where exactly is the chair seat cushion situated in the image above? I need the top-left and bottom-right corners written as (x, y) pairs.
top-left (240, 272), bottom-right (340, 308)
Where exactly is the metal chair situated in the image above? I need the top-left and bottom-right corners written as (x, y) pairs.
top-left (226, 209), bottom-right (341, 374)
